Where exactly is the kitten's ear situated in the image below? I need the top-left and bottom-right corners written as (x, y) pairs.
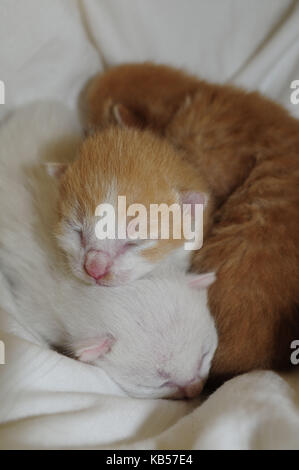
top-left (73, 333), bottom-right (116, 363)
top-left (45, 162), bottom-right (68, 180)
top-left (180, 191), bottom-right (209, 215)
top-left (112, 103), bottom-right (143, 128)
top-left (181, 94), bottom-right (192, 111)
top-left (188, 272), bottom-right (216, 289)
top-left (171, 94), bottom-right (192, 121)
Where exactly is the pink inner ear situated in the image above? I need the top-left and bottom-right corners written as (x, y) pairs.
top-left (181, 191), bottom-right (208, 216)
top-left (74, 334), bottom-right (115, 363)
top-left (188, 272), bottom-right (216, 289)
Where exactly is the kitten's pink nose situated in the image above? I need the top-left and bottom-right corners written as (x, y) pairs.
top-left (84, 250), bottom-right (111, 280)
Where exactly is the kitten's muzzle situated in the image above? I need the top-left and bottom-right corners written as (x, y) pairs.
top-left (84, 249), bottom-right (111, 280)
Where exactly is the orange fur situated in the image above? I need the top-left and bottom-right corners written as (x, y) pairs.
top-left (80, 63), bottom-right (199, 133)
top-left (57, 127), bottom-right (211, 269)
top-left (82, 63), bottom-right (299, 382)
top-left (168, 78), bottom-right (299, 381)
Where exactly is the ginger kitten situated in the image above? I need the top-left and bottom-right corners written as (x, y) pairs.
top-left (50, 127), bottom-right (211, 286)
top-left (81, 62), bottom-right (299, 381)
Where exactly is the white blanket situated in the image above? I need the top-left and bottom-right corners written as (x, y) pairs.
top-left (1, 0), bottom-right (299, 450)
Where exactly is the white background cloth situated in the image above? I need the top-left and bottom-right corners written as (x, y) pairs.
top-left (0, 0), bottom-right (299, 450)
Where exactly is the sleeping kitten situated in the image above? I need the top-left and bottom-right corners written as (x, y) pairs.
top-left (49, 127), bottom-right (211, 286)
top-left (60, 272), bottom-right (217, 399)
top-left (81, 63), bottom-right (299, 381)
top-left (0, 103), bottom-right (217, 399)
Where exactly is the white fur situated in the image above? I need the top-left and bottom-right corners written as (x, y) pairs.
top-left (0, 103), bottom-right (218, 399)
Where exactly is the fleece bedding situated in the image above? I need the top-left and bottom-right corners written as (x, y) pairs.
top-left (1, 0), bottom-right (299, 450)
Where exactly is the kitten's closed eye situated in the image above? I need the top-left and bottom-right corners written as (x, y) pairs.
top-left (124, 240), bottom-right (143, 248)
top-left (62, 217), bottom-right (81, 233)
top-left (71, 226), bottom-right (85, 246)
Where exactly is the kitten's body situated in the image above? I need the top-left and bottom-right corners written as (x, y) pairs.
top-left (82, 63), bottom-right (299, 380)
top-left (0, 103), bottom-right (217, 399)
top-left (176, 86), bottom-right (299, 379)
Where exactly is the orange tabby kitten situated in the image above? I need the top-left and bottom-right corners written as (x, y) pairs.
top-left (50, 127), bottom-right (211, 287)
top-left (80, 63), bottom-right (299, 382)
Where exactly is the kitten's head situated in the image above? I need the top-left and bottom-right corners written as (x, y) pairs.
top-left (71, 272), bottom-right (218, 399)
top-left (80, 62), bottom-right (199, 133)
top-left (48, 127), bottom-right (210, 286)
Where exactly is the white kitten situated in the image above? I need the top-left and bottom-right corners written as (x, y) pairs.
top-left (62, 273), bottom-right (217, 399)
top-left (0, 103), bottom-right (217, 399)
